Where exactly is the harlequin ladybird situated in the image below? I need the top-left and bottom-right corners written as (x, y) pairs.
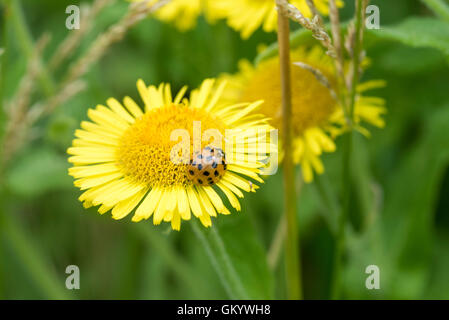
top-left (187, 147), bottom-right (227, 186)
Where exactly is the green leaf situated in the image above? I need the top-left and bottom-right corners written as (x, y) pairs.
top-left (376, 45), bottom-right (446, 75)
top-left (380, 106), bottom-right (449, 298)
top-left (191, 211), bottom-right (274, 299)
top-left (256, 17), bottom-right (449, 64)
top-left (0, 213), bottom-right (72, 299)
top-left (366, 17), bottom-right (449, 58)
top-left (423, 233), bottom-right (449, 299)
top-left (255, 27), bottom-right (315, 64)
top-left (6, 146), bottom-right (72, 197)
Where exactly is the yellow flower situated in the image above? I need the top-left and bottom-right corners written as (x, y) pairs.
top-left (131, 0), bottom-right (216, 31)
top-left (67, 79), bottom-right (273, 230)
top-left (219, 46), bottom-right (386, 182)
top-left (209, 0), bottom-right (342, 39)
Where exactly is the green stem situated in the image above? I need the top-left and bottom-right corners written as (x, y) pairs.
top-left (421, 0), bottom-right (449, 22)
top-left (6, 0), bottom-right (55, 97)
top-left (277, 7), bottom-right (303, 300)
top-left (348, 0), bottom-right (364, 119)
top-left (1, 212), bottom-right (72, 299)
top-left (330, 130), bottom-right (353, 299)
top-left (330, 0), bottom-right (364, 299)
top-left (314, 174), bottom-right (340, 235)
top-left (134, 223), bottom-right (212, 299)
top-left (191, 221), bottom-right (248, 299)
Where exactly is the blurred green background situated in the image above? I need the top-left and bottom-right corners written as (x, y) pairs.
top-left (1, 0), bottom-right (449, 299)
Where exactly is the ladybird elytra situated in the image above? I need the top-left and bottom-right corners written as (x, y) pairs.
top-left (187, 147), bottom-right (227, 186)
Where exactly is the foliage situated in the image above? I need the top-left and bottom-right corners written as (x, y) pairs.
top-left (0, 0), bottom-right (448, 299)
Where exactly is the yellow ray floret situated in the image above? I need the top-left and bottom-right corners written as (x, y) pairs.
top-left (210, 0), bottom-right (343, 39)
top-left (68, 78), bottom-right (274, 230)
top-left (130, 0), bottom-right (220, 31)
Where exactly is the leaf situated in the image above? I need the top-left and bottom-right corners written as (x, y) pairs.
top-left (256, 17), bottom-right (449, 64)
top-left (366, 17), bottom-right (449, 58)
top-left (376, 44), bottom-right (446, 75)
top-left (423, 233), bottom-right (449, 299)
top-left (191, 210), bottom-right (274, 299)
top-left (255, 27), bottom-right (314, 64)
top-left (379, 106), bottom-right (449, 298)
top-left (6, 146), bottom-right (72, 197)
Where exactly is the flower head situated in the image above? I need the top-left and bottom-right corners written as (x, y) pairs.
top-left (219, 46), bottom-right (386, 182)
top-left (210, 0), bottom-right (342, 39)
top-left (68, 79), bottom-right (273, 230)
top-left (131, 0), bottom-right (217, 31)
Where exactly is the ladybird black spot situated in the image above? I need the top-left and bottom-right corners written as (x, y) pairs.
top-left (223, 164), bottom-right (227, 170)
top-left (189, 170), bottom-right (194, 175)
top-left (203, 171), bottom-right (210, 176)
top-left (198, 164), bottom-right (203, 170)
top-left (214, 170), bottom-right (219, 177)
top-left (197, 179), bottom-right (203, 185)
top-left (208, 177), bottom-right (213, 182)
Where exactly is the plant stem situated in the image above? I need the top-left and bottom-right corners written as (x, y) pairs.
top-left (348, 0), bottom-right (364, 119)
top-left (314, 174), bottom-right (339, 235)
top-left (267, 213), bottom-right (287, 270)
top-left (1, 212), bottom-right (72, 299)
top-left (421, 0), bottom-right (449, 23)
top-left (330, 0), bottom-right (365, 299)
top-left (190, 221), bottom-right (248, 299)
top-left (134, 223), bottom-right (212, 299)
top-left (330, 130), bottom-right (352, 299)
top-left (276, 3), bottom-right (303, 300)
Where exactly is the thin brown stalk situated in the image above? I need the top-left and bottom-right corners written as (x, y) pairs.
top-left (305, 0), bottom-right (324, 27)
top-left (347, 0), bottom-right (366, 118)
top-left (276, 0), bottom-right (303, 300)
top-left (27, 0), bottom-right (169, 125)
top-left (276, 0), bottom-right (336, 57)
top-left (328, 0), bottom-right (350, 121)
top-left (62, 0), bottom-right (169, 88)
top-left (293, 62), bottom-right (338, 100)
top-left (2, 34), bottom-right (50, 165)
top-left (328, 0), bottom-right (344, 76)
top-left (2, 0), bottom-right (169, 166)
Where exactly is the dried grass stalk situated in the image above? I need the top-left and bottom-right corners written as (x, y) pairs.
top-left (276, 0), bottom-right (336, 57)
top-left (2, 34), bottom-right (51, 165)
top-left (293, 61), bottom-right (338, 100)
top-left (1, 0), bottom-right (170, 166)
top-left (63, 0), bottom-right (170, 87)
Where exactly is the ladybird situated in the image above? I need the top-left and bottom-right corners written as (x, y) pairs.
top-left (187, 147), bottom-right (227, 186)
